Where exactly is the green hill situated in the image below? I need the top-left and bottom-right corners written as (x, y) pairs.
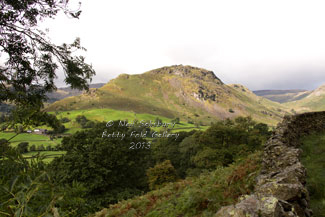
top-left (46, 65), bottom-right (290, 125)
top-left (285, 84), bottom-right (325, 112)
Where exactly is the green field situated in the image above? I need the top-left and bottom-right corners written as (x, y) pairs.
top-left (1, 108), bottom-right (206, 163)
top-left (0, 132), bottom-right (62, 147)
top-left (300, 133), bottom-right (325, 217)
top-left (23, 151), bottom-right (66, 163)
top-left (50, 108), bottom-right (204, 134)
top-left (0, 132), bottom-right (63, 162)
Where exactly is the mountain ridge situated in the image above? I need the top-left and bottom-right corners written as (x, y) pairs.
top-left (284, 83), bottom-right (325, 112)
top-left (253, 89), bottom-right (311, 103)
top-left (45, 83), bottom-right (106, 103)
top-left (45, 65), bottom-right (290, 125)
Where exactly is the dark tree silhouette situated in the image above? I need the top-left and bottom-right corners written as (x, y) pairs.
top-left (0, 0), bottom-right (95, 127)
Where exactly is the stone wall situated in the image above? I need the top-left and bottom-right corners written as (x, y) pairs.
top-left (215, 111), bottom-right (325, 217)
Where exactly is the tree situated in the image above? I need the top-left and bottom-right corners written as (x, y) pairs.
top-left (254, 123), bottom-right (271, 138)
top-left (152, 130), bottom-right (196, 178)
top-left (0, 138), bottom-right (10, 158)
top-left (61, 117), bottom-right (70, 123)
top-left (75, 115), bottom-right (88, 127)
top-left (14, 124), bottom-right (24, 133)
top-left (146, 160), bottom-right (177, 190)
top-left (75, 115), bottom-right (96, 129)
top-left (155, 117), bottom-right (162, 124)
top-left (17, 142), bottom-right (29, 153)
top-left (0, 114), bottom-right (6, 123)
top-left (234, 116), bottom-right (256, 132)
top-left (0, 0), bottom-right (95, 127)
top-left (30, 144), bottom-right (36, 152)
top-left (55, 124), bottom-right (66, 133)
top-left (0, 143), bottom-right (58, 216)
top-left (127, 123), bottom-right (151, 138)
top-left (49, 121), bottom-right (152, 210)
top-left (83, 120), bottom-right (95, 129)
top-left (38, 144), bottom-right (45, 151)
top-left (172, 117), bottom-right (180, 124)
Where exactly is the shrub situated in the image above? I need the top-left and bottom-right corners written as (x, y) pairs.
top-left (0, 139), bottom-right (10, 157)
top-left (172, 117), bottom-right (180, 124)
top-left (38, 144), bottom-right (45, 151)
top-left (155, 117), bottom-right (162, 124)
top-left (61, 117), bottom-right (70, 123)
top-left (146, 160), bottom-right (177, 190)
top-left (54, 124), bottom-right (65, 133)
top-left (83, 120), bottom-right (95, 128)
top-left (30, 144), bottom-right (36, 152)
top-left (76, 115), bottom-right (88, 125)
top-left (17, 142), bottom-right (29, 153)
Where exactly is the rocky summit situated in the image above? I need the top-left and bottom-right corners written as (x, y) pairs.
top-left (147, 65), bottom-right (223, 84)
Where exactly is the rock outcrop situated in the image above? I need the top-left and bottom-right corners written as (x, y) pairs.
top-left (148, 65), bottom-right (223, 84)
top-left (216, 111), bottom-right (325, 217)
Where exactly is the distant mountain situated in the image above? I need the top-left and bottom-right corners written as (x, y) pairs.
top-left (285, 84), bottom-right (325, 112)
top-left (46, 65), bottom-right (290, 125)
top-left (46, 83), bottom-right (106, 103)
top-left (253, 89), bottom-right (310, 103)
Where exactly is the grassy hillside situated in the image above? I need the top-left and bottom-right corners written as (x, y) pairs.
top-left (46, 65), bottom-right (290, 126)
top-left (253, 89), bottom-right (310, 103)
top-left (93, 151), bottom-right (261, 217)
top-left (228, 84), bottom-right (289, 125)
top-left (285, 85), bottom-right (325, 112)
top-left (300, 133), bottom-right (325, 217)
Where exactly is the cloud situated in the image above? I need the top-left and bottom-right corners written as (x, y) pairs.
top-left (41, 0), bottom-right (325, 90)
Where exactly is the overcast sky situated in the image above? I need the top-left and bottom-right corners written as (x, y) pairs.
top-left (42, 0), bottom-right (325, 90)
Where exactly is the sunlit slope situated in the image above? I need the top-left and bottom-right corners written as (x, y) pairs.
top-left (93, 152), bottom-right (262, 217)
top-left (285, 84), bottom-right (325, 112)
top-left (46, 65), bottom-right (290, 125)
top-left (228, 84), bottom-right (290, 125)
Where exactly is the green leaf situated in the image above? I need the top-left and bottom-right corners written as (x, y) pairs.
top-left (14, 208), bottom-right (22, 217)
top-left (9, 177), bottom-right (19, 195)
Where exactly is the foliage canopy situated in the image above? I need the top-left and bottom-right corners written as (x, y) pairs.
top-left (0, 0), bottom-right (95, 127)
top-left (50, 121), bottom-right (152, 210)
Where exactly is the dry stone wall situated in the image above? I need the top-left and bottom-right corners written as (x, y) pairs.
top-left (215, 111), bottom-right (325, 217)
